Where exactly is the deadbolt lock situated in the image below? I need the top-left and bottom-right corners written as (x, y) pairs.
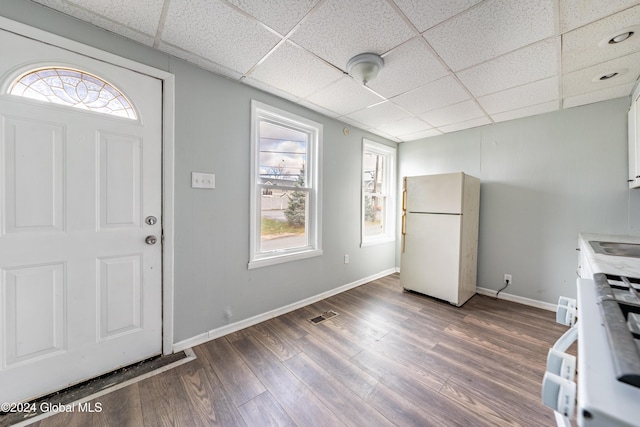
top-left (145, 216), bottom-right (157, 225)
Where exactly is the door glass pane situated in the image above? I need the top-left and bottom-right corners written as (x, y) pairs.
top-left (259, 121), bottom-right (308, 188)
top-left (10, 67), bottom-right (137, 119)
top-left (260, 189), bottom-right (309, 252)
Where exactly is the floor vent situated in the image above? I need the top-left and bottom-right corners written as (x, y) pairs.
top-left (309, 310), bottom-right (339, 325)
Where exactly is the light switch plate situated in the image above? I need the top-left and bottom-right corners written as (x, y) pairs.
top-left (192, 172), bottom-right (215, 189)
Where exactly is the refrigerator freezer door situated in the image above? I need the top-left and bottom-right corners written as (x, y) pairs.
top-left (401, 213), bottom-right (461, 304)
top-left (406, 173), bottom-right (463, 214)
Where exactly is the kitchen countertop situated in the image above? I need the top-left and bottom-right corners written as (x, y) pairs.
top-left (579, 233), bottom-right (640, 279)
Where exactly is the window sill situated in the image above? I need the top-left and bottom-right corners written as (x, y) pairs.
top-left (248, 248), bottom-right (323, 270)
top-left (360, 237), bottom-right (396, 248)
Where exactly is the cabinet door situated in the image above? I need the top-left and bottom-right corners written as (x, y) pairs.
top-left (630, 100), bottom-right (640, 188)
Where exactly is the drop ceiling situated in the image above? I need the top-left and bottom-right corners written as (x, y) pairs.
top-left (31, 0), bottom-right (640, 142)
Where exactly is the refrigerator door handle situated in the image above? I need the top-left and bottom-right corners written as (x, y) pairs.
top-left (402, 177), bottom-right (407, 212)
top-left (402, 189), bottom-right (407, 211)
top-left (401, 213), bottom-right (406, 253)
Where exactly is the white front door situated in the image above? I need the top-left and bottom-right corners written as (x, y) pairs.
top-left (0, 28), bottom-right (162, 403)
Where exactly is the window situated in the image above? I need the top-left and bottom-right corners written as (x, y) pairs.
top-left (9, 67), bottom-right (137, 119)
top-left (362, 139), bottom-right (396, 246)
top-left (249, 100), bottom-right (322, 269)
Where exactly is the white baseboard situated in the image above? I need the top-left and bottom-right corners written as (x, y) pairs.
top-left (476, 287), bottom-right (557, 312)
top-left (172, 268), bottom-right (397, 352)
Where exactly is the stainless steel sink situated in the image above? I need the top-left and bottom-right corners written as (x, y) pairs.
top-left (590, 241), bottom-right (640, 258)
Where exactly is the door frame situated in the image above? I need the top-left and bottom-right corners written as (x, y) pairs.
top-left (0, 16), bottom-right (176, 355)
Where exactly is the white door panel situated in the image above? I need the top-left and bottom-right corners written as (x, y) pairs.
top-left (2, 117), bottom-right (65, 234)
top-left (0, 28), bottom-right (162, 402)
top-left (2, 263), bottom-right (65, 367)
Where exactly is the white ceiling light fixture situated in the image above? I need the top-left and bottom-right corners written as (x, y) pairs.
top-left (609, 31), bottom-right (633, 44)
top-left (592, 69), bottom-right (628, 82)
top-left (347, 53), bottom-right (384, 85)
top-left (598, 27), bottom-right (639, 47)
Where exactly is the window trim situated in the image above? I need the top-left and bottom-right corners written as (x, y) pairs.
top-left (249, 100), bottom-right (323, 269)
top-left (361, 138), bottom-right (396, 247)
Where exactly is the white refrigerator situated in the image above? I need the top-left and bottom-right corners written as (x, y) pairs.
top-left (400, 172), bottom-right (480, 307)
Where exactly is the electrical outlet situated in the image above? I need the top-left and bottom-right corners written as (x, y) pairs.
top-left (344, 254), bottom-right (349, 264)
top-left (504, 274), bottom-right (512, 284)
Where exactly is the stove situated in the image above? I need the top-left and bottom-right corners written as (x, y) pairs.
top-left (592, 273), bottom-right (640, 387)
top-left (575, 274), bottom-right (640, 426)
top-left (542, 274), bottom-right (640, 426)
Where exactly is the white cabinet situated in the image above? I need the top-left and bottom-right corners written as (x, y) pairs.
top-left (629, 97), bottom-right (640, 188)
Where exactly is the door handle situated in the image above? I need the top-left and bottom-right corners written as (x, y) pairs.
top-left (145, 235), bottom-right (158, 245)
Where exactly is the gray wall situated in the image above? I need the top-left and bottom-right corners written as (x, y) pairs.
top-left (1, 1), bottom-right (397, 343)
top-left (398, 97), bottom-right (640, 304)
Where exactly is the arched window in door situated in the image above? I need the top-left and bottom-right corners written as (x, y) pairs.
top-left (9, 67), bottom-right (137, 119)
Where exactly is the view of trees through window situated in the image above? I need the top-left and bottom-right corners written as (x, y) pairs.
top-left (363, 151), bottom-right (386, 237)
top-left (362, 139), bottom-right (395, 245)
top-left (258, 121), bottom-right (309, 252)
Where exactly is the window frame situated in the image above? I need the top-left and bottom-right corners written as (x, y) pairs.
top-left (361, 139), bottom-right (396, 247)
top-left (249, 100), bottom-right (323, 269)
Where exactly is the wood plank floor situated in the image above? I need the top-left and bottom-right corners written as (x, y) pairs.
top-left (31, 274), bottom-right (571, 427)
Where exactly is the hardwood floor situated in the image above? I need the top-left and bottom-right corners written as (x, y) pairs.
top-left (31, 274), bottom-right (570, 426)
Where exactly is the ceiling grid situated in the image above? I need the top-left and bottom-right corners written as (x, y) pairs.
top-left (30, 0), bottom-right (640, 141)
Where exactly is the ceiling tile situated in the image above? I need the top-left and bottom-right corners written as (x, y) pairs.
top-left (563, 82), bottom-right (636, 109)
top-left (366, 128), bottom-right (403, 142)
top-left (249, 41), bottom-right (343, 98)
top-left (339, 115), bottom-right (371, 130)
top-left (424, 0), bottom-right (555, 71)
top-left (226, 0), bottom-right (319, 35)
top-left (562, 51), bottom-right (640, 97)
top-left (456, 38), bottom-right (559, 97)
top-left (162, 0), bottom-right (281, 74)
top-left (157, 42), bottom-right (243, 80)
top-left (400, 128), bottom-right (443, 141)
top-left (54, 0), bottom-right (163, 35)
top-left (345, 101), bottom-right (411, 128)
top-left (392, 0), bottom-right (482, 32)
top-left (366, 37), bottom-right (449, 98)
top-left (31, 0), bottom-right (157, 45)
top-left (420, 100), bottom-right (486, 127)
top-left (559, 0), bottom-right (640, 33)
top-left (438, 117), bottom-right (491, 133)
top-left (297, 100), bottom-right (341, 118)
top-left (391, 76), bottom-right (470, 115)
top-left (376, 116), bottom-right (433, 137)
top-left (305, 77), bottom-right (384, 116)
top-left (290, 0), bottom-right (415, 70)
top-left (490, 101), bottom-right (558, 122)
top-left (477, 77), bottom-right (559, 114)
top-left (241, 78), bottom-right (301, 103)
top-left (562, 5), bottom-right (640, 73)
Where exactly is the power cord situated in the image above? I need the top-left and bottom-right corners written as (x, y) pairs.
top-left (493, 279), bottom-right (510, 300)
